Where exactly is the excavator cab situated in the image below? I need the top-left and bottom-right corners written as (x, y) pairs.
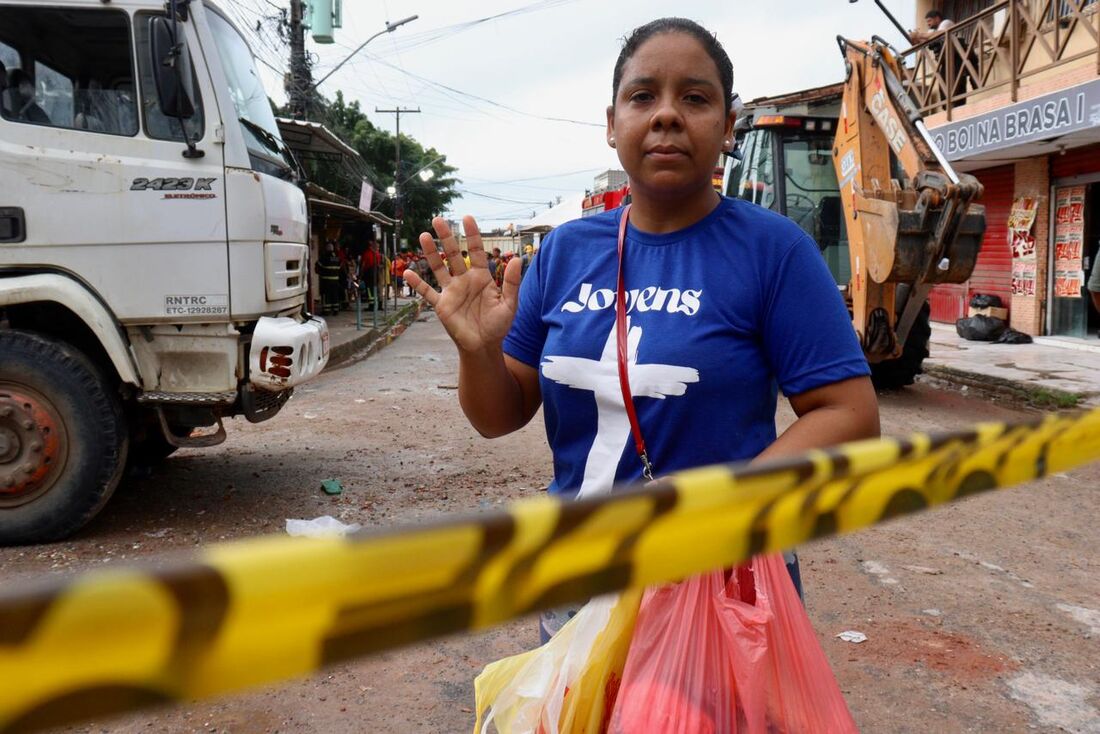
top-left (725, 102), bottom-right (854, 288)
top-left (725, 39), bottom-right (986, 389)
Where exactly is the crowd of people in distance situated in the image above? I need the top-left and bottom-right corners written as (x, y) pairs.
top-left (314, 237), bottom-right (405, 315)
top-left (315, 235), bottom-right (537, 316)
top-left (480, 244), bottom-right (538, 288)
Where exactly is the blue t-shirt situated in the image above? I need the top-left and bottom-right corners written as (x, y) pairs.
top-left (503, 196), bottom-right (870, 498)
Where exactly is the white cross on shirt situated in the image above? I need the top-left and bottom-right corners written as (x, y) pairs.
top-left (541, 317), bottom-right (699, 498)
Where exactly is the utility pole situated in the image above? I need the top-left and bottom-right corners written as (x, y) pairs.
top-left (375, 106), bottom-right (420, 234)
top-left (287, 0), bottom-right (313, 119)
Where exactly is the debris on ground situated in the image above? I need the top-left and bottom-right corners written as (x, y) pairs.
top-left (994, 328), bottom-right (1033, 344)
top-left (286, 516), bottom-right (362, 537)
top-left (321, 479), bottom-right (344, 495)
top-left (836, 631), bottom-right (868, 644)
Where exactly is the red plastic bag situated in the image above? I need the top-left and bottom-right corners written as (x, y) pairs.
top-left (609, 554), bottom-right (856, 733)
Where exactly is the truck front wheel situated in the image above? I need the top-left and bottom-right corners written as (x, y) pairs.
top-left (0, 331), bottom-right (127, 544)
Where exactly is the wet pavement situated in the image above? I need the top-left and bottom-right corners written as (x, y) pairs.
top-left (927, 324), bottom-right (1100, 406)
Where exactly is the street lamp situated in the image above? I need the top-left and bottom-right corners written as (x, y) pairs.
top-left (310, 15), bottom-right (419, 90)
top-left (380, 156), bottom-right (443, 202)
top-left (401, 155), bottom-right (444, 186)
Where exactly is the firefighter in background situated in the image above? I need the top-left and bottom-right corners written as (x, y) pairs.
top-left (315, 241), bottom-right (342, 315)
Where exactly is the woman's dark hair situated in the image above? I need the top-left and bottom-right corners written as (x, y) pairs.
top-left (612, 18), bottom-right (734, 114)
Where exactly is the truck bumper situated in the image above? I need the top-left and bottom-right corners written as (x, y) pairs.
top-left (249, 315), bottom-right (330, 390)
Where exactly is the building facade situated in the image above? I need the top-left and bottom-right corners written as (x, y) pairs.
top-left (907, 0), bottom-right (1100, 337)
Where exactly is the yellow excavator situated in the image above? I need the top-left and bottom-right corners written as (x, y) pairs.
top-left (725, 37), bottom-right (986, 388)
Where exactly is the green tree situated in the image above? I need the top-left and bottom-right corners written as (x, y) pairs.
top-left (285, 92), bottom-right (460, 246)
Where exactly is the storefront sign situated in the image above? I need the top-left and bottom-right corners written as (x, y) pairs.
top-left (931, 78), bottom-right (1100, 160)
top-left (1052, 186), bottom-right (1086, 299)
top-left (1054, 269), bottom-right (1084, 297)
top-left (359, 179), bottom-right (374, 212)
top-left (1009, 196), bottom-right (1039, 297)
top-left (1012, 260), bottom-right (1037, 296)
top-left (1011, 229), bottom-right (1036, 259)
top-left (1007, 197), bottom-right (1038, 232)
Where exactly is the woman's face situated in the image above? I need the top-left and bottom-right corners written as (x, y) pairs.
top-left (607, 32), bottom-right (734, 201)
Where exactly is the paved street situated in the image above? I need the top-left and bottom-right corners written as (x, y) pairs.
top-left (5, 313), bottom-right (1099, 733)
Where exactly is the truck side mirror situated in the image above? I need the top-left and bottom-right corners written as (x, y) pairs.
top-left (150, 16), bottom-right (195, 119)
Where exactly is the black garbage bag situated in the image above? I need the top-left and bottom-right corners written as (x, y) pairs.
top-left (994, 328), bottom-right (1033, 344)
top-left (969, 293), bottom-right (1004, 309)
top-left (956, 315), bottom-right (1008, 341)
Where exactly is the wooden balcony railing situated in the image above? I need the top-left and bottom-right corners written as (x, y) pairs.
top-left (899, 0), bottom-right (1100, 119)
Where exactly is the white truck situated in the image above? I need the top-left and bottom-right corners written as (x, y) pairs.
top-left (0, 0), bottom-right (329, 543)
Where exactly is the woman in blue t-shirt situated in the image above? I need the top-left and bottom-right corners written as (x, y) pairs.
top-left (403, 17), bottom-right (880, 632)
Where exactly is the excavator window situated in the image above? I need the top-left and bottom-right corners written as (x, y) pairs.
top-left (727, 125), bottom-right (852, 286)
top-left (781, 135), bottom-right (851, 286)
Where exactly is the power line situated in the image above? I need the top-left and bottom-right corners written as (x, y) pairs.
top-left (313, 1), bottom-right (578, 71)
top-left (463, 179), bottom-right (591, 193)
top-left (470, 167), bottom-right (602, 184)
top-left (458, 189), bottom-right (554, 205)
top-left (350, 51), bottom-right (604, 128)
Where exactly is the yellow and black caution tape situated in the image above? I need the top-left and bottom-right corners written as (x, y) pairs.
top-left (2, 407), bottom-right (1099, 732)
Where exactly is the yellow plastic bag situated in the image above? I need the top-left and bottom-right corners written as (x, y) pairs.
top-left (474, 590), bottom-right (641, 734)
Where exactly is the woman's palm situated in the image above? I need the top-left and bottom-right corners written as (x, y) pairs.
top-left (405, 216), bottom-right (522, 354)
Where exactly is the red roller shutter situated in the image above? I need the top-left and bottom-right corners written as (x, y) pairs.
top-left (929, 165), bottom-right (1014, 322)
top-left (1053, 143), bottom-right (1100, 178)
top-left (929, 282), bottom-right (966, 322)
top-left (967, 165), bottom-right (1014, 311)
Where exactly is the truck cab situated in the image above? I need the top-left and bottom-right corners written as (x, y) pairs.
top-left (0, 0), bottom-right (328, 543)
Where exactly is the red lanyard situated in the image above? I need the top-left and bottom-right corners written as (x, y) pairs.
top-left (615, 204), bottom-right (654, 480)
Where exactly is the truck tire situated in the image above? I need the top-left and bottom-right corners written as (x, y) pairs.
top-left (870, 302), bottom-right (931, 390)
top-left (0, 330), bottom-right (128, 544)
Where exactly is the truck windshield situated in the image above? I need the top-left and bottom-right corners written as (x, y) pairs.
top-left (206, 9), bottom-right (293, 178)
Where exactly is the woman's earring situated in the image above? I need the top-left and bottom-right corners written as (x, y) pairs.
top-left (724, 139), bottom-right (731, 150)
top-left (609, 137), bottom-right (616, 148)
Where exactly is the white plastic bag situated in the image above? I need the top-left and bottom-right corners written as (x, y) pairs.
top-left (285, 515), bottom-right (362, 538)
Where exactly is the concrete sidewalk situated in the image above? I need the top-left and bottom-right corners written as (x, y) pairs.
top-left (322, 295), bottom-right (423, 366)
top-left (925, 323), bottom-right (1100, 408)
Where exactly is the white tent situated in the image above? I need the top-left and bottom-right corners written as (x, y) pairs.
top-left (517, 194), bottom-right (586, 233)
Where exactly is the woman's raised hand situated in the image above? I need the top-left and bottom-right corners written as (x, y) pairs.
top-left (403, 215), bottom-right (523, 354)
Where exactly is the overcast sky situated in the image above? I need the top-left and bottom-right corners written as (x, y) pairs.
top-left (240, 0), bottom-right (915, 228)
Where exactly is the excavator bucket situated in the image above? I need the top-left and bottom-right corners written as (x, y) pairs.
top-left (856, 191), bottom-right (985, 286)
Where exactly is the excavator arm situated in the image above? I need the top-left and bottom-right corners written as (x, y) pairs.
top-left (833, 36), bottom-right (986, 362)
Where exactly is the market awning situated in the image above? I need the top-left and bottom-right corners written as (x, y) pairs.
top-left (276, 117), bottom-right (361, 164)
top-left (308, 196), bottom-right (397, 227)
top-left (274, 120), bottom-right (395, 227)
